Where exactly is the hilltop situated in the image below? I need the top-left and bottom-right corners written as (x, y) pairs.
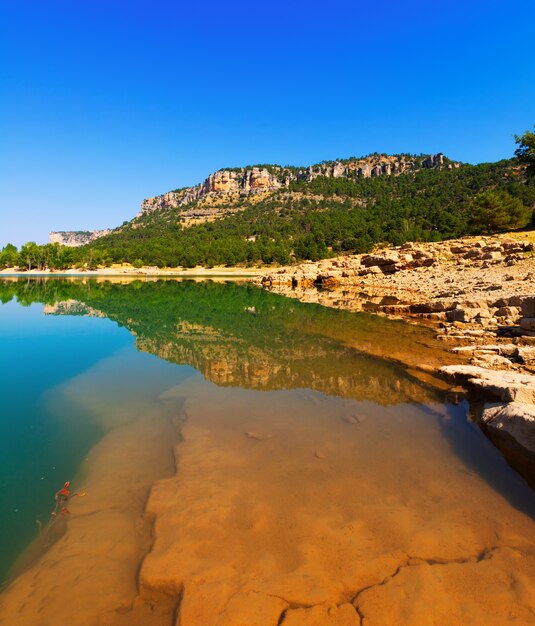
top-left (51, 153), bottom-right (457, 246)
top-left (63, 152), bottom-right (533, 268)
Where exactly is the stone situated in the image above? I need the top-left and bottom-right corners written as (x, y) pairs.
top-left (494, 306), bottom-right (520, 318)
top-left (49, 230), bottom-right (111, 247)
top-left (482, 251), bottom-right (502, 261)
top-left (440, 365), bottom-right (535, 404)
top-left (361, 253), bottom-right (400, 267)
top-left (481, 402), bottom-right (535, 454)
top-left (518, 347), bottom-right (535, 364)
top-left (520, 318), bottom-right (535, 331)
top-left (522, 297), bottom-right (535, 318)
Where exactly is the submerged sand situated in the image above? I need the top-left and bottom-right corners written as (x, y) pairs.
top-left (2, 370), bottom-right (535, 626)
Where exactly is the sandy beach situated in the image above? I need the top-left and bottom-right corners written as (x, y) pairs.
top-left (0, 265), bottom-right (266, 278)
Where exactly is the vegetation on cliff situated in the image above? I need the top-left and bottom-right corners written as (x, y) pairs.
top-left (73, 159), bottom-right (534, 268)
top-left (1, 139), bottom-right (534, 271)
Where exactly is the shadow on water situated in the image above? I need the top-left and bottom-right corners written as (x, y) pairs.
top-left (428, 400), bottom-right (535, 520)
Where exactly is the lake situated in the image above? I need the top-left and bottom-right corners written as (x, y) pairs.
top-left (0, 277), bottom-right (534, 626)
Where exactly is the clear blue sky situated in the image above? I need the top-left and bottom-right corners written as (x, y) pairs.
top-left (1, 0), bottom-right (534, 247)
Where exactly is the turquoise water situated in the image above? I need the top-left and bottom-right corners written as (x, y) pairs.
top-left (0, 293), bottom-right (190, 584)
top-left (0, 277), bottom-right (533, 593)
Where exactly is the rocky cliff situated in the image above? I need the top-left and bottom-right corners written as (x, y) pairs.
top-left (49, 230), bottom-right (111, 247)
top-left (138, 153), bottom-right (457, 217)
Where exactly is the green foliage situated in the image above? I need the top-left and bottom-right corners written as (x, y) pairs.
top-left (3, 155), bottom-right (534, 271)
top-left (515, 126), bottom-right (535, 178)
top-left (468, 190), bottom-right (530, 234)
top-left (77, 158), bottom-right (534, 268)
top-left (0, 243), bottom-right (18, 269)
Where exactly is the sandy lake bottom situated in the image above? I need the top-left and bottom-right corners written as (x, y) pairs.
top-left (0, 278), bottom-right (534, 625)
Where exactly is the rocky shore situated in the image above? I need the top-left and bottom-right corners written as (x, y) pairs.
top-left (258, 232), bottom-right (535, 480)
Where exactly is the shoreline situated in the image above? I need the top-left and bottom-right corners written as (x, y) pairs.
top-left (256, 232), bottom-right (535, 477)
top-left (0, 266), bottom-right (266, 278)
top-left (1, 269), bottom-right (535, 624)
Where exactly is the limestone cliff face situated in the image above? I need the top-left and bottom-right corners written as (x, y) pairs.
top-left (139, 167), bottom-right (284, 216)
top-left (49, 230), bottom-right (111, 247)
top-left (138, 153), bottom-right (456, 217)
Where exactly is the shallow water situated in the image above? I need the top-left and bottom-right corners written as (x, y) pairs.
top-left (0, 278), bottom-right (534, 625)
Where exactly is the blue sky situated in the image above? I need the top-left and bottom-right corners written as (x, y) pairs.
top-left (1, 0), bottom-right (534, 246)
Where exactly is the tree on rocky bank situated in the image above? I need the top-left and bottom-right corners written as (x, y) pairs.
top-left (515, 126), bottom-right (535, 178)
top-left (469, 190), bottom-right (529, 234)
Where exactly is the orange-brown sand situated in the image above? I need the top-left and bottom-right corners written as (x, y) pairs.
top-left (1, 375), bottom-right (535, 625)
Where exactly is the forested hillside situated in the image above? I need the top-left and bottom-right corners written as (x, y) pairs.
top-left (83, 158), bottom-right (534, 267)
top-left (1, 153), bottom-right (534, 271)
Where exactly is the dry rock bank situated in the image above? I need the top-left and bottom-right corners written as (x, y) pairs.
top-left (258, 233), bottom-right (535, 479)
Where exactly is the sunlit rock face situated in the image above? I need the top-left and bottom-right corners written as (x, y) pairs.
top-left (137, 153), bottom-right (452, 217)
top-left (49, 230), bottom-right (111, 247)
top-left (138, 167), bottom-right (283, 216)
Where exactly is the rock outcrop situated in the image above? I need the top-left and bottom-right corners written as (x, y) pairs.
top-left (139, 167), bottom-right (284, 215)
top-left (138, 153), bottom-right (455, 217)
top-left (258, 234), bottom-right (534, 335)
top-left (258, 232), bottom-right (535, 475)
top-left (49, 230), bottom-right (111, 247)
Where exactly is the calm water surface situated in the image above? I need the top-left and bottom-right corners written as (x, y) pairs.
top-left (0, 277), bottom-right (533, 625)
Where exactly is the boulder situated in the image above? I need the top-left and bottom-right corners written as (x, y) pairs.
top-left (361, 253), bottom-right (400, 267)
top-left (518, 347), bottom-right (535, 364)
top-left (520, 318), bottom-right (535, 331)
top-left (494, 306), bottom-right (520, 318)
top-left (522, 297), bottom-right (535, 318)
top-left (440, 365), bottom-right (535, 404)
top-left (481, 402), bottom-right (535, 455)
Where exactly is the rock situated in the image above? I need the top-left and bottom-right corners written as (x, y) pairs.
top-left (482, 251), bottom-right (502, 261)
top-left (281, 604), bottom-right (358, 626)
top-left (471, 353), bottom-right (514, 369)
top-left (245, 432), bottom-right (272, 441)
top-left (451, 344), bottom-right (517, 357)
top-left (520, 318), bottom-right (535, 331)
top-left (447, 309), bottom-right (467, 322)
top-left (410, 302), bottom-right (455, 314)
top-left (332, 162), bottom-right (346, 178)
top-left (49, 230), bottom-right (111, 247)
top-left (494, 306), bottom-right (520, 318)
top-left (518, 347), bottom-right (535, 364)
top-left (481, 402), bottom-right (535, 455)
top-left (521, 297), bottom-right (535, 318)
top-left (447, 307), bottom-right (483, 323)
top-left (440, 365), bottom-right (535, 404)
top-left (361, 253), bottom-right (400, 267)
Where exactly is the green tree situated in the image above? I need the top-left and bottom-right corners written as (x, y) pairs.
top-left (18, 242), bottom-right (41, 271)
top-left (468, 190), bottom-right (529, 234)
top-left (0, 243), bottom-right (18, 269)
top-left (515, 126), bottom-right (535, 178)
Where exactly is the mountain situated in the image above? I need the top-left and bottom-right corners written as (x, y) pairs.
top-left (48, 153), bottom-right (533, 268)
top-left (136, 153), bottom-right (456, 219)
top-left (49, 230), bottom-right (112, 247)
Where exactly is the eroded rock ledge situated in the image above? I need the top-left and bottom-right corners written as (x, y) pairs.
top-left (258, 233), bottom-right (535, 480)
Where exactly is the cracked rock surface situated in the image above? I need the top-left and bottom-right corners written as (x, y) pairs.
top-left (2, 365), bottom-right (535, 626)
top-left (139, 379), bottom-right (535, 626)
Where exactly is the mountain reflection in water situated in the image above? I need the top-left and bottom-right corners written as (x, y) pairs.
top-left (1, 277), bottom-right (534, 626)
top-left (0, 277), bottom-right (449, 405)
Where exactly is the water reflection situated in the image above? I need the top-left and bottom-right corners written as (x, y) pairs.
top-left (0, 278), bottom-right (448, 406)
top-left (1, 278), bottom-right (534, 626)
